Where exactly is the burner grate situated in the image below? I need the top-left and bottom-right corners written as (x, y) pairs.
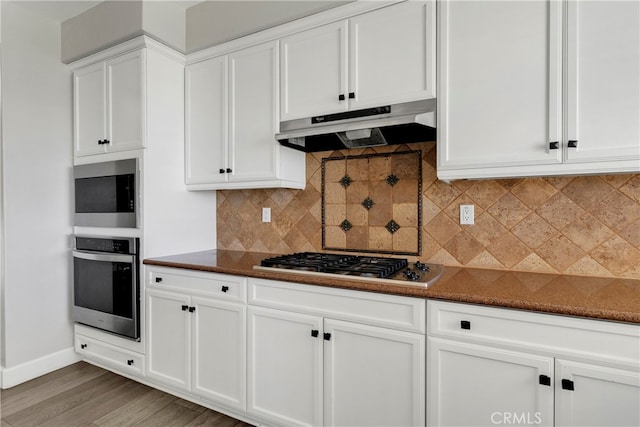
top-left (260, 252), bottom-right (408, 279)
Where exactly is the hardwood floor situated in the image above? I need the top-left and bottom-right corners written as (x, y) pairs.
top-left (0, 362), bottom-right (253, 427)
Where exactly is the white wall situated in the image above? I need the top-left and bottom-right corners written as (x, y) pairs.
top-left (1, 1), bottom-right (76, 384)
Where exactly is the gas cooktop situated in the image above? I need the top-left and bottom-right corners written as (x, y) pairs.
top-left (255, 252), bottom-right (444, 286)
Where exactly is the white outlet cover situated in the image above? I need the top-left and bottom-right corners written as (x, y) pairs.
top-left (460, 205), bottom-right (474, 225)
top-left (262, 207), bottom-right (271, 223)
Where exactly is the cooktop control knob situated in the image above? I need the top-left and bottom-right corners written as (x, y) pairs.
top-left (404, 269), bottom-right (420, 281)
top-left (414, 261), bottom-right (429, 272)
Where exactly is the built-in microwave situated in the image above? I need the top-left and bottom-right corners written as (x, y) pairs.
top-left (74, 159), bottom-right (137, 228)
top-left (72, 235), bottom-right (140, 340)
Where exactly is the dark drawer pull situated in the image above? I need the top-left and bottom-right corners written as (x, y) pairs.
top-left (562, 379), bottom-right (575, 391)
top-left (460, 320), bottom-right (471, 330)
top-left (338, 94), bottom-right (346, 101)
top-left (181, 305), bottom-right (189, 311)
top-left (311, 329), bottom-right (319, 338)
top-left (155, 277), bottom-right (163, 283)
top-left (323, 332), bottom-right (331, 341)
top-left (568, 140), bottom-right (578, 148)
top-left (188, 306), bottom-right (196, 313)
top-left (348, 92), bottom-right (355, 99)
top-left (219, 168), bottom-right (225, 174)
top-left (221, 285), bottom-right (229, 293)
top-left (127, 359), bottom-right (134, 366)
top-left (539, 375), bottom-right (551, 386)
top-left (80, 343), bottom-right (87, 349)
top-left (549, 141), bottom-right (559, 150)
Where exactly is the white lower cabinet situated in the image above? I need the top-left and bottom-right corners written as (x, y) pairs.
top-left (427, 300), bottom-right (640, 427)
top-left (146, 268), bottom-right (247, 412)
top-left (428, 337), bottom-right (554, 427)
top-left (555, 359), bottom-right (640, 427)
top-left (248, 278), bottom-right (426, 427)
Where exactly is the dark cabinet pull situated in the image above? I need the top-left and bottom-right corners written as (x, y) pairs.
top-left (539, 375), bottom-right (551, 386)
top-left (311, 329), bottom-right (319, 338)
top-left (188, 306), bottom-right (196, 313)
top-left (338, 94), bottom-right (346, 101)
top-left (221, 285), bottom-right (229, 293)
top-left (323, 332), bottom-right (332, 341)
top-left (348, 92), bottom-right (355, 99)
top-left (219, 169), bottom-right (225, 174)
top-left (181, 305), bottom-right (189, 311)
top-left (226, 168), bottom-right (232, 173)
top-left (549, 141), bottom-right (559, 150)
top-left (155, 277), bottom-right (163, 283)
top-left (460, 320), bottom-right (471, 330)
top-left (568, 140), bottom-right (578, 148)
top-left (127, 359), bottom-right (134, 366)
top-left (561, 379), bottom-right (575, 391)
top-left (80, 343), bottom-right (87, 349)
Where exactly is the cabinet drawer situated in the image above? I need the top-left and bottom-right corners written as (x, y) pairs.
top-left (428, 300), bottom-right (640, 366)
top-left (75, 334), bottom-right (144, 377)
top-left (249, 278), bottom-right (425, 333)
top-left (147, 267), bottom-right (247, 303)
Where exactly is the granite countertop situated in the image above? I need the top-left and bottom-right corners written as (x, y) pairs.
top-left (144, 250), bottom-right (640, 324)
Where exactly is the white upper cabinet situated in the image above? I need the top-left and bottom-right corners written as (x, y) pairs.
top-left (438, 0), bottom-right (640, 180)
top-left (564, 0), bottom-right (640, 164)
top-left (74, 50), bottom-right (145, 157)
top-left (437, 0), bottom-right (563, 177)
top-left (185, 41), bottom-right (305, 190)
top-left (280, 0), bottom-right (436, 121)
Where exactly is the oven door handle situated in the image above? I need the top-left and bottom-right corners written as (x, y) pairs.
top-left (72, 250), bottom-right (135, 263)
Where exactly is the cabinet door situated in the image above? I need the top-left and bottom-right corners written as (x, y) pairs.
top-left (192, 297), bottom-right (246, 411)
top-left (427, 337), bottom-right (553, 427)
top-left (349, 1), bottom-right (435, 110)
top-left (185, 56), bottom-right (228, 185)
top-left (280, 21), bottom-right (348, 120)
top-left (228, 42), bottom-right (279, 182)
top-left (437, 0), bottom-right (563, 175)
top-left (555, 359), bottom-right (640, 427)
top-left (146, 289), bottom-right (191, 391)
top-left (73, 62), bottom-right (106, 157)
top-left (247, 306), bottom-right (323, 427)
top-left (565, 0), bottom-right (640, 164)
top-left (324, 319), bottom-right (425, 427)
top-left (107, 50), bottom-right (145, 153)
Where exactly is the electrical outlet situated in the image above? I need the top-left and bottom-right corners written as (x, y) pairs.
top-left (460, 205), bottom-right (474, 225)
top-left (262, 207), bottom-right (271, 223)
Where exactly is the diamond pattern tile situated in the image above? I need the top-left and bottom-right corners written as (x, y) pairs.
top-left (217, 142), bottom-right (640, 278)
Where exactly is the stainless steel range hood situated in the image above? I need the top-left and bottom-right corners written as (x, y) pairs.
top-left (276, 99), bottom-right (436, 152)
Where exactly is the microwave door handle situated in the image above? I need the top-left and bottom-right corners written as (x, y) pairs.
top-left (72, 251), bottom-right (135, 263)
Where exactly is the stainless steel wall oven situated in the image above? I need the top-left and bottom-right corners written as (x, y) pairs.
top-left (72, 235), bottom-right (140, 340)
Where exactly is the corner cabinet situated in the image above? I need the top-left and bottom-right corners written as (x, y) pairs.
top-left (280, 0), bottom-right (436, 120)
top-left (437, 0), bottom-right (640, 180)
top-left (73, 49), bottom-right (145, 157)
top-left (185, 41), bottom-right (305, 190)
top-left (427, 300), bottom-right (640, 427)
top-left (247, 278), bottom-right (425, 427)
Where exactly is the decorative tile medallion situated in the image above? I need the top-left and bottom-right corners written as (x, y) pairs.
top-left (322, 150), bottom-right (422, 255)
top-left (339, 175), bottom-right (353, 188)
top-left (386, 174), bottom-right (400, 186)
top-left (385, 220), bottom-right (400, 234)
top-left (362, 197), bottom-right (375, 210)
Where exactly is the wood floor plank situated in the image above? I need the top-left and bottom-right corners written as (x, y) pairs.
top-left (1, 362), bottom-right (107, 416)
top-left (92, 388), bottom-right (177, 426)
top-left (1, 362), bottom-right (253, 427)
top-left (3, 369), bottom-right (128, 426)
top-left (41, 378), bottom-right (151, 427)
top-left (133, 401), bottom-right (202, 427)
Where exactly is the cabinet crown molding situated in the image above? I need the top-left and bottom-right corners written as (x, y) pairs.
top-left (185, 1), bottom-right (400, 65)
top-left (69, 35), bottom-right (185, 70)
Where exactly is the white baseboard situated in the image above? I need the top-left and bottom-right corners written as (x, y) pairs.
top-left (1, 347), bottom-right (81, 389)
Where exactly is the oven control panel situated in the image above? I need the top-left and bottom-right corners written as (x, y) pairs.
top-left (75, 236), bottom-right (137, 254)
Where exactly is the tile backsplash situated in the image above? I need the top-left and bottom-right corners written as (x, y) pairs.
top-left (217, 143), bottom-right (640, 279)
